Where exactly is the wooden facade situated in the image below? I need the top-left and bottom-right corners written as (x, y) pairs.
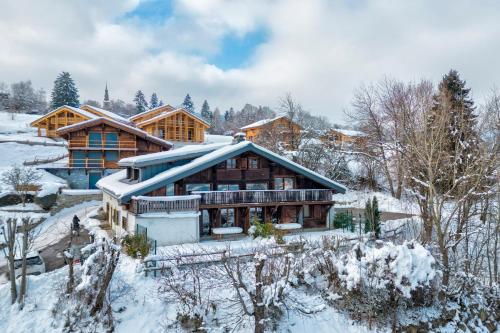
top-left (135, 108), bottom-right (210, 143)
top-left (241, 116), bottom-right (302, 149)
top-left (30, 106), bottom-right (94, 138)
top-left (135, 151), bottom-right (335, 235)
top-left (129, 104), bottom-right (175, 124)
top-left (321, 129), bottom-right (366, 148)
top-left (57, 118), bottom-right (171, 169)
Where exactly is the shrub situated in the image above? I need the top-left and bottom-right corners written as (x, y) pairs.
top-left (122, 233), bottom-right (150, 258)
top-left (333, 211), bottom-right (355, 232)
top-left (252, 221), bottom-right (275, 239)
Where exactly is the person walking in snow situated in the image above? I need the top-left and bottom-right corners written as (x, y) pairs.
top-left (72, 214), bottom-right (80, 236)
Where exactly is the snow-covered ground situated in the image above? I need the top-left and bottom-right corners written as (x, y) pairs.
top-left (333, 190), bottom-right (419, 214)
top-left (0, 112), bottom-right (39, 135)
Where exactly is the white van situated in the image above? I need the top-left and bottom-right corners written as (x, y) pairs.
top-left (13, 251), bottom-right (46, 277)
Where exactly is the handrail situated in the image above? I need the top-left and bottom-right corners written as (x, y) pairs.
top-left (131, 196), bottom-right (200, 214)
top-left (192, 189), bottom-right (333, 205)
top-left (68, 139), bottom-right (137, 149)
top-left (68, 158), bottom-right (105, 168)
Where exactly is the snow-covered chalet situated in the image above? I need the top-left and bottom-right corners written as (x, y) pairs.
top-left (97, 138), bottom-right (347, 245)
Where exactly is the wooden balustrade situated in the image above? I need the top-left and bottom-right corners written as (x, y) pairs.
top-left (193, 189), bottom-right (333, 206)
top-left (69, 158), bottom-right (105, 168)
top-left (68, 139), bottom-right (137, 149)
top-left (130, 196), bottom-right (200, 214)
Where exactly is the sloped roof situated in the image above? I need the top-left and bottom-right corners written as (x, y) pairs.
top-left (330, 129), bottom-right (366, 137)
top-left (80, 105), bottom-right (128, 122)
top-left (119, 142), bottom-right (230, 168)
top-left (97, 141), bottom-right (347, 203)
top-left (135, 107), bottom-right (211, 128)
top-left (128, 104), bottom-right (175, 122)
top-left (56, 117), bottom-right (172, 149)
top-left (30, 105), bottom-right (97, 126)
top-left (240, 115), bottom-right (301, 131)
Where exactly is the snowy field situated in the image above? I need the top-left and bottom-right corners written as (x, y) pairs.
top-left (333, 190), bottom-right (419, 214)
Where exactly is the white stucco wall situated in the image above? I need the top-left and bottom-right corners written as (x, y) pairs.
top-left (135, 212), bottom-right (200, 246)
top-left (103, 192), bottom-right (200, 245)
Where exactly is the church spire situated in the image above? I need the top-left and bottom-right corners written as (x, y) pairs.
top-left (103, 83), bottom-right (111, 110)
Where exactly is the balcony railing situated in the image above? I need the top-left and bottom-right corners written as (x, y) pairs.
top-left (69, 139), bottom-right (137, 150)
top-left (192, 189), bottom-right (334, 206)
top-left (130, 195), bottom-right (200, 215)
top-left (69, 158), bottom-right (105, 168)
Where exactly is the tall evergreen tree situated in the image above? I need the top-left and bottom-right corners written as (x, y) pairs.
top-left (50, 72), bottom-right (79, 108)
top-left (364, 196), bottom-right (381, 238)
top-left (149, 92), bottom-right (159, 109)
top-left (158, 100), bottom-right (164, 107)
top-left (182, 94), bottom-right (194, 113)
top-left (133, 90), bottom-right (148, 114)
top-left (201, 99), bottom-right (213, 124)
top-left (429, 69), bottom-right (479, 192)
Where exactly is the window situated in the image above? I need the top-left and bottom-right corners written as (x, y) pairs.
top-left (105, 132), bottom-right (118, 148)
top-left (274, 177), bottom-right (294, 190)
top-left (246, 183), bottom-right (268, 190)
top-left (105, 151), bottom-right (119, 161)
top-left (220, 208), bottom-right (235, 228)
top-left (89, 132), bottom-right (102, 148)
top-left (249, 207), bottom-right (264, 224)
top-left (249, 157), bottom-right (259, 169)
top-left (217, 184), bottom-right (239, 191)
top-left (122, 217), bottom-right (128, 230)
top-left (72, 151), bottom-right (86, 168)
top-left (87, 152), bottom-right (102, 168)
top-left (166, 183), bottom-right (175, 196)
top-left (186, 183), bottom-right (211, 193)
top-left (226, 158), bottom-right (237, 169)
top-left (132, 168), bottom-right (140, 181)
top-left (304, 205), bottom-right (310, 218)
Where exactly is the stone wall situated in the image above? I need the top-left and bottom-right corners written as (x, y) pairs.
top-left (51, 191), bottom-right (103, 214)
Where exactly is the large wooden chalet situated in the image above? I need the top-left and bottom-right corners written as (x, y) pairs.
top-left (131, 106), bottom-right (210, 143)
top-left (50, 117), bottom-right (172, 189)
top-left (97, 140), bottom-right (346, 245)
top-left (30, 104), bottom-right (128, 138)
top-left (241, 115), bottom-right (302, 149)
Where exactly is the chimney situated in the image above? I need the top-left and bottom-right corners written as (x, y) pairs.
top-left (233, 132), bottom-right (246, 144)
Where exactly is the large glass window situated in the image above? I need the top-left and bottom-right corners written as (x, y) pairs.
top-left (72, 151), bottom-right (86, 168)
top-left (217, 184), bottom-right (239, 191)
top-left (249, 207), bottom-right (264, 224)
top-left (304, 205), bottom-right (310, 218)
top-left (274, 177), bottom-right (294, 190)
top-left (88, 132), bottom-right (102, 148)
top-left (105, 132), bottom-right (118, 148)
top-left (186, 183), bottom-right (211, 193)
top-left (87, 151), bottom-right (102, 168)
top-left (166, 183), bottom-right (175, 196)
top-left (226, 158), bottom-right (237, 169)
top-left (246, 183), bottom-right (268, 190)
top-left (220, 208), bottom-right (235, 228)
top-left (105, 151), bottom-right (119, 161)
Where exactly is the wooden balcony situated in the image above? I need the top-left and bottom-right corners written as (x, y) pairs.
top-left (216, 169), bottom-right (242, 180)
top-left (130, 196), bottom-right (200, 215)
top-left (245, 168), bottom-right (269, 180)
top-left (69, 158), bottom-right (105, 168)
top-left (69, 139), bottom-right (137, 150)
top-left (193, 189), bottom-right (334, 207)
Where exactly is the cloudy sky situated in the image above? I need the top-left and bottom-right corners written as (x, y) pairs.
top-left (1, 0), bottom-right (499, 122)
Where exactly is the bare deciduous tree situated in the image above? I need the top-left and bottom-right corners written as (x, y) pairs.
top-left (2, 165), bottom-right (41, 207)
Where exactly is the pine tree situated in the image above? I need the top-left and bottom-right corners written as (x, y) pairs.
top-left (149, 93), bottom-right (159, 109)
top-left (158, 100), bottom-right (164, 107)
top-left (133, 90), bottom-right (148, 114)
top-left (211, 107), bottom-right (224, 134)
top-left (182, 94), bottom-right (194, 113)
top-left (50, 72), bottom-right (79, 109)
top-left (201, 99), bottom-right (213, 124)
top-left (428, 69), bottom-right (479, 193)
top-left (364, 196), bottom-right (381, 238)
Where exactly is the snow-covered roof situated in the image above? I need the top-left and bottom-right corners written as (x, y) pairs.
top-left (240, 115), bottom-right (288, 130)
top-left (30, 105), bottom-right (98, 126)
top-left (80, 105), bottom-right (128, 122)
top-left (97, 141), bottom-right (347, 203)
top-left (330, 129), bottom-right (366, 137)
top-left (128, 104), bottom-right (175, 122)
top-left (56, 117), bottom-right (173, 149)
top-left (119, 142), bottom-right (230, 167)
top-left (135, 107), bottom-right (210, 128)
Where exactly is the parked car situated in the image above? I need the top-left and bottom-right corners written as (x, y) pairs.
top-left (13, 251), bottom-right (46, 277)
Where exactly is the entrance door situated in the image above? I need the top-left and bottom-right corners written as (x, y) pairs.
top-left (88, 171), bottom-right (102, 189)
